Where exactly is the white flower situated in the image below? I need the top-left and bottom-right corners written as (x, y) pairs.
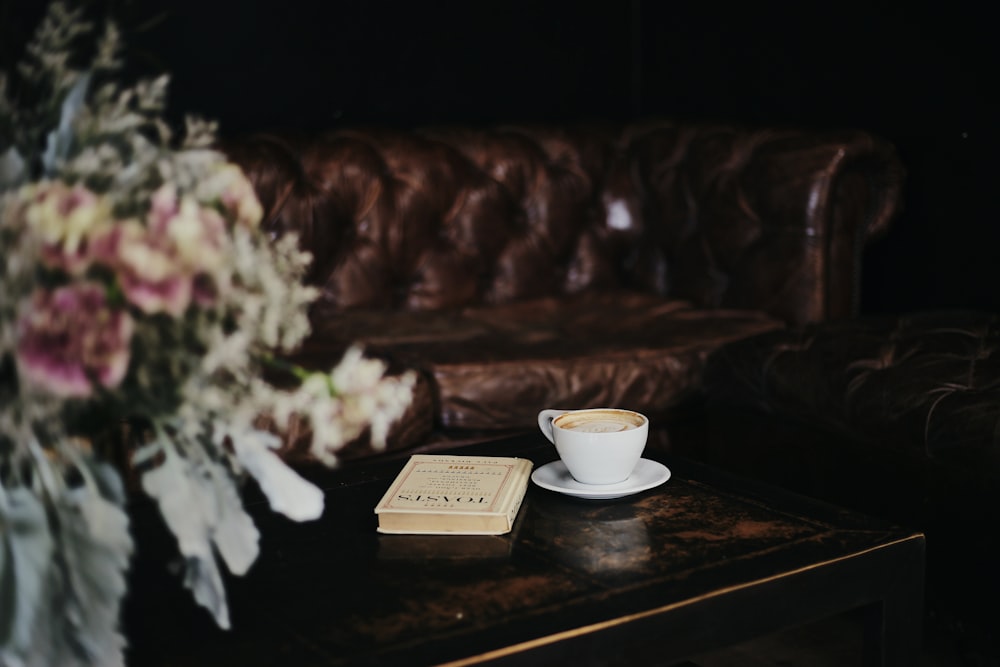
top-left (1, 5), bottom-right (415, 662)
top-left (290, 346), bottom-right (417, 463)
top-left (20, 181), bottom-right (111, 253)
top-left (196, 163), bottom-right (264, 228)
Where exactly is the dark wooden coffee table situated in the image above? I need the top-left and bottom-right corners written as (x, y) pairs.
top-left (124, 432), bottom-right (925, 666)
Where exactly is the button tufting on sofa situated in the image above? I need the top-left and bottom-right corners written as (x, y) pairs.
top-left (701, 310), bottom-right (1000, 658)
top-left (221, 120), bottom-right (904, 461)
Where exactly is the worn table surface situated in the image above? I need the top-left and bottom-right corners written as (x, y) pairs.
top-left (123, 432), bottom-right (925, 666)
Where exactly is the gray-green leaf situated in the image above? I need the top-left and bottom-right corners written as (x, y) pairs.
top-left (0, 484), bottom-right (54, 653)
top-left (140, 438), bottom-right (260, 629)
top-left (230, 428), bottom-right (324, 522)
top-left (41, 70), bottom-right (91, 177)
top-left (0, 147), bottom-right (25, 190)
top-left (53, 470), bottom-right (132, 666)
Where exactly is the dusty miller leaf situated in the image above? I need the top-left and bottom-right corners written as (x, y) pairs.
top-left (52, 464), bottom-right (131, 666)
top-left (0, 148), bottom-right (25, 190)
top-left (41, 71), bottom-right (91, 178)
top-left (0, 484), bottom-right (54, 654)
top-left (138, 437), bottom-right (260, 629)
top-left (178, 553), bottom-right (229, 630)
top-left (203, 457), bottom-right (259, 576)
top-left (139, 442), bottom-right (226, 627)
top-left (228, 428), bottom-right (324, 522)
top-left (87, 460), bottom-right (126, 507)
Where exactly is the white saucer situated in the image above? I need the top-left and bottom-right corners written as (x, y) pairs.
top-left (531, 458), bottom-right (671, 500)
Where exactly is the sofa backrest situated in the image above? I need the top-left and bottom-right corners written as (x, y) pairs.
top-left (223, 121), bottom-right (904, 325)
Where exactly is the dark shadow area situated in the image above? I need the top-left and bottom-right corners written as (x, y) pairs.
top-left (2, 0), bottom-right (995, 314)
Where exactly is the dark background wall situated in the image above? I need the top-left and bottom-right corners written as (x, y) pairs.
top-left (2, 0), bottom-right (996, 315)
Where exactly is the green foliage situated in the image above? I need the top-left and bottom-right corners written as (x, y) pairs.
top-left (1, 5), bottom-right (415, 665)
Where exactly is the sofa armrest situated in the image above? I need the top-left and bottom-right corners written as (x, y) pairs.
top-left (626, 123), bottom-right (905, 325)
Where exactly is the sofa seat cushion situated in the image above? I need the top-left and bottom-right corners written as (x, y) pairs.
top-left (303, 291), bottom-right (782, 431)
top-left (703, 310), bottom-right (1000, 478)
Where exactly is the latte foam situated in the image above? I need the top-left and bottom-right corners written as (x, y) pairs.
top-left (567, 419), bottom-right (630, 433)
top-left (554, 409), bottom-right (644, 433)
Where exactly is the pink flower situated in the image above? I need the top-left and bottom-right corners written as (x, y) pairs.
top-left (91, 222), bottom-right (194, 317)
top-left (87, 185), bottom-right (230, 315)
top-left (16, 283), bottom-right (134, 398)
top-left (39, 239), bottom-right (92, 275)
top-left (149, 184), bottom-right (227, 265)
top-left (17, 181), bottom-right (111, 275)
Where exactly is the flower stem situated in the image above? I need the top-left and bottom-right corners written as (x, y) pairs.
top-left (259, 353), bottom-right (310, 382)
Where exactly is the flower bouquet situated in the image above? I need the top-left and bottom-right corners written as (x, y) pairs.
top-left (0, 4), bottom-right (415, 666)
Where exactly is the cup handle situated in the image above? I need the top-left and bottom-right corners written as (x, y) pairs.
top-left (538, 409), bottom-right (569, 444)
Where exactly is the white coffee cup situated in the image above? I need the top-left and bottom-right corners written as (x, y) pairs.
top-left (537, 407), bottom-right (649, 485)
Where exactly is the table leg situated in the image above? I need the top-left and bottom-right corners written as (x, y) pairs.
top-left (863, 537), bottom-right (926, 667)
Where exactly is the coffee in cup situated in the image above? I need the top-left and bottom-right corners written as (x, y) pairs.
top-left (537, 407), bottom-right (648, 485)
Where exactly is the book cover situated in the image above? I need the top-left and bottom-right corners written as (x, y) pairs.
top-left (374, 455), bottom-right (533, 535)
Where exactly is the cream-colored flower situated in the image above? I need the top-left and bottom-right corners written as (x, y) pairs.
top-left (168, 196), bottom-right (226, 270)
top-left (91, 220), bottom-right (194, 316)
top-left (148, 183), bottom-right (226, 272)
top-left (197, 163), bottom-right (263, 228)
top-left (116, 220), bottom-right (178, 281)
top-left (20, 180), bottom-right (111, 253)
top-left (296, 347), bottom-right (417, 461)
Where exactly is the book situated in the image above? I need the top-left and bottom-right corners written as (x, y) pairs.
top-left (374, 454), bottom-right (533, 535)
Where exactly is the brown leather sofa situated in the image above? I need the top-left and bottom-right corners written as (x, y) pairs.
top-left (223, 120), bottom-right (1000, 661)
top-left (228, 120), bottom-right (1000, 660)
top-left (702, 310), bottom-right (1000, 662)
top-left (222, 120), bottom-right (904, 463)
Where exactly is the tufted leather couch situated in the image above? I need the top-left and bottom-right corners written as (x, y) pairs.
top-left (222, 120), bottom-right (904, 462)
top-left (702, 310), bottom-right (1000, 660)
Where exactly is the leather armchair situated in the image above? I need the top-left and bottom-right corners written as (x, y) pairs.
top-left (701, 310), bottom-right (1000, 662)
